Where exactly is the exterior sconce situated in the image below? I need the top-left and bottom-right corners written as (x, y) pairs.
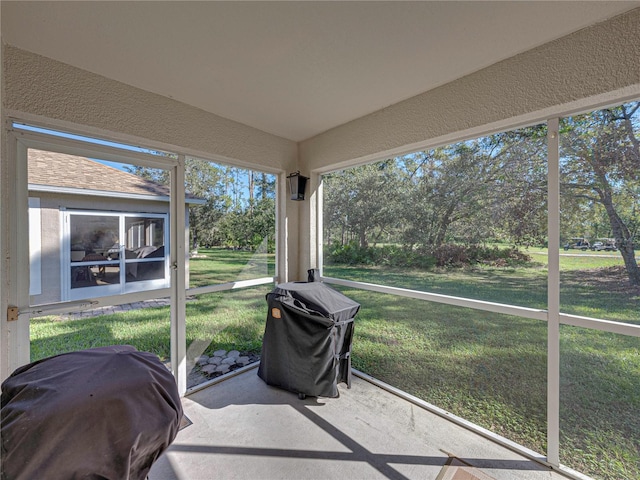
top-left (287, 171), bottom-right (308, 201)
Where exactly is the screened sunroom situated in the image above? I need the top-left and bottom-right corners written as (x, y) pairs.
top-left (1, 3), bottom-right (639, 480)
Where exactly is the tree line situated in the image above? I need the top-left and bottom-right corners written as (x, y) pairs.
top-left (128, 159), bottom-right (276, 253)
top-left (128, 102), bottom-right (638, 285)
top-left (323, 101), bottom-right (640, 285)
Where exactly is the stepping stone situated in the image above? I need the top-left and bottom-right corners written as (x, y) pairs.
top-left (236, 356), bottom-right (250, 366)
top-left (201, 364), bottom-right (217, 375)
top-left (208, 356), bottom-right (223, 365)
top-left (221, 357), bottom-right (236, 365)
top-left (196, 356), bottom-right (209, 366)
top-left (215, 365), bottom-right (230, 374)
top-left (227, 350), bottom-right (240, 358)
top-left (213, 349), bottom-right (227, 357)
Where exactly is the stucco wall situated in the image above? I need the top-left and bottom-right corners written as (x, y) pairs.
top-left (299, 8), bottom-right (640, 171)
top-left (2, 45), bottom-right (298, 173)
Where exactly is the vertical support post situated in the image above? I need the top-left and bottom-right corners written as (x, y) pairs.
top-left (2, 134), bottom-right (31, 380)
top-left (276, 171), bottom-right (289, 284)
top-left (170, 156), bottom-right (187, 395)
top-left (306, 172), bottom-right (319, 274)
top-left (547, 118), bottom-right (561, 466)
top-left (316, 174), bottom-right (324, 276)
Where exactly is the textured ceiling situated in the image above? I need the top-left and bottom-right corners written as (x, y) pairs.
top-left (2, 1), bottom-right (638, 141)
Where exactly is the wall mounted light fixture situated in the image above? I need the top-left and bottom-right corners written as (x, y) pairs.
top-left (287, 171), bottom-right (308, 201)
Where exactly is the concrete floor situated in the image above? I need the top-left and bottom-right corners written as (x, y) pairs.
top-left (149, 367), bottom-right (568, 480)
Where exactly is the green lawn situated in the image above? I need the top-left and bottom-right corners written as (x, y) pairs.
top-left (189, 247), bottom-right (275, 287)
top-left (29, 247), bottom-right (639, 480)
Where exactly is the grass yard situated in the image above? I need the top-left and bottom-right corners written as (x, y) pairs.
top-left (29, 247), bottom-right (639, 480)
top-left (189, 247), bottom-right (275, 287)
top-left (30, 285), bottom-right (271, 369)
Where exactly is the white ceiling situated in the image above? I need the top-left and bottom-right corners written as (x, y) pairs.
top-left (2, 1), bottom-right (639, 142)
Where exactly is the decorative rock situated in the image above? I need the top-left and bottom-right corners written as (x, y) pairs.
top-left (194, 350), bottom-right (260, 384)
top-left (196, 356), bottom-right (210, 366)
top-left (208, 356), bottom-right (223, 365)
top-left (201, 364), bottom-right (218, 375)
top-left (236, 356), bottom-right (250, 366)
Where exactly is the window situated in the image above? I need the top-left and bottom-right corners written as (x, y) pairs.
top-left (27, 146), bottom-right (174, 305)
top-left (64, 211), bottom-right (168, 300)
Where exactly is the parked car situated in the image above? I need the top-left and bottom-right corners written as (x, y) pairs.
top-left (563, 238), bottom-right (590, 251)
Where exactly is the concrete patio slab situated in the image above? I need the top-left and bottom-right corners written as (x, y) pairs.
top-left (149, 367), bottom-right (568, 480)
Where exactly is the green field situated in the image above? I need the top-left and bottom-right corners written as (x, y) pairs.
top-left (30, 247), bottom-right (639, 480)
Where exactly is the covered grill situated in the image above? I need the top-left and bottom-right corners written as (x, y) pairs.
top-left (258, 281), bottom-right (360, 398)
top-left (1, 345), bottom-right (182, 480)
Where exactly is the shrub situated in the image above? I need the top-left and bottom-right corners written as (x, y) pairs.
top-left (432, 244), bottom-right (469, 267)
top-left (326, 243), bottom-right (531, 269)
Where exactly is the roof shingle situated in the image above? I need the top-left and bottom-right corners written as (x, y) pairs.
top-left (27, 149), bottom-right (203, 204)
top-left (28, 149), bottom-right (171, 197)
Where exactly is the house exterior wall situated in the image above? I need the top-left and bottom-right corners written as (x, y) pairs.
top-left (35, 196), bottom-right (61, 305)
top-left (30, 192), bottom-right (175, 305)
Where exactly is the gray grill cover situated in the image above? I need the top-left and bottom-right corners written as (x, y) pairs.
top-left (1, 345), bottom-right (182, 480)
top-left (258, 282), bottom-right (360, 397)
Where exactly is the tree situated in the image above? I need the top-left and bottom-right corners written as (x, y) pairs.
top-left (324, 160), bottom-right (404, 248)
top-left (561, 101), bottom-right (640, 285)
top-left (127, 159), bottom-right (276, 252)
top-left (489, 126), bottom-right (548, 247)
top-left (400, 127), bottom-right (547, 249)
top-left (323, 126), bottom-right (549, 255)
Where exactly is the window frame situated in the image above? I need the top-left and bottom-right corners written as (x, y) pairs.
top-left (61, 209), bottom-right (170, 301)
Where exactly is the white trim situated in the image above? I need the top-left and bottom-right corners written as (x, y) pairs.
top-left (187, 277), bottom-right (275, 297)
top-left (3, 134), bottom-right (32, 375)
top-left (316, 176), bottom-right (324, 275)
top-left (546, 118), bottom-right (561, 466)
top-left (28, 184), bottom-right (206, 205)
top-left (559, 313), bottom-right (640, 337)
top-left (28, 197), bottom-right (42, 296)
top-left (27, 289), bottom-right (171, 315)
top-left (11, 125), bottom-right (180, 169)
top-left (61, 210), bottom-right (170, 301)
top-left (171, 157), bottom-right (187, 395)
top-left (322, 276), bottom-right (549, 322)
top-left (60, 209), bottom-right (69, 302)
top-left (9, 114), bottom-right (285, 175)
top-left (276, 171), bottom-right (288, 283)
top-left (14, 138), bottom-right (31, 369)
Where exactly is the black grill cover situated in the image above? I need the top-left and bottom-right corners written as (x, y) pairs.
top-left (258, 282), bottom-right (360, 398)
top-left (1, 345), bottom-right (182, 480)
